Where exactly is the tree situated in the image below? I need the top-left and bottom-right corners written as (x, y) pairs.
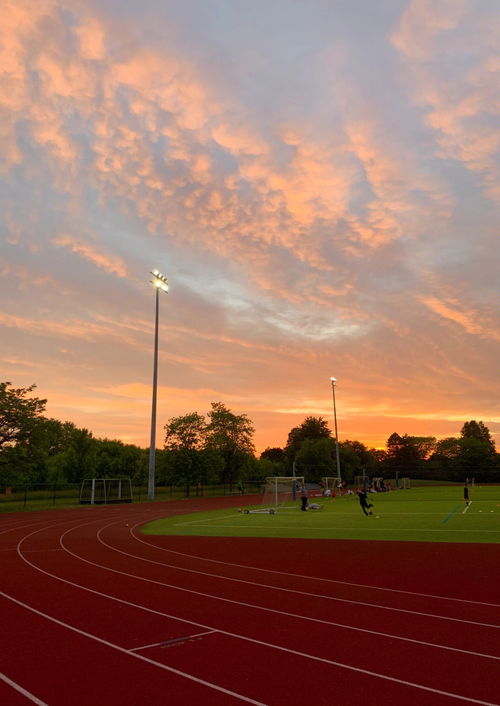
top-left (384, 433), bottom-right (436, 478)
top-left (205, 402), bottom-right (255, 484)
top-left (285, 416), bottom-right (331, 469)
top-left (0, 382), bottom-right (46, 449)
top-left (461, 421), bottom-right (495, 452)
top-left (164, 412), bottom-right (206, 451)
top-left (258, 447), bottom-right (285, 478)
top-left (294, 438), bottom-right (334, 482)
top-left (260, 447), bottom-right (285, 464)
top-left (339, 440), bottom-right (379, 482)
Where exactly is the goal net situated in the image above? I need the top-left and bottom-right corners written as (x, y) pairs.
top-left (79, 478), bottom-right (133, 505)
top-left (242, 476), bottom-right (304, 513)
top-left (322, 477), bottom-right (342, 492)
top-left (397, 477), bottom-right (411, 489)
top-left (354, 475), bottom-right (370, 489)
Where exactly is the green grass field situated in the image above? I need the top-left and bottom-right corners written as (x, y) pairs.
top-left (142, 485), bottom-right (500, 543)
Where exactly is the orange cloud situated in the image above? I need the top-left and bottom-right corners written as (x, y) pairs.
top-left (51, 234), bottom-right (128, 277)
top-left (421, 296), bottom-right (500, 341)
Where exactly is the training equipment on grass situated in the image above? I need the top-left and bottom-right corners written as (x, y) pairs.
top-left (79, 478), bottom-right (133, 505)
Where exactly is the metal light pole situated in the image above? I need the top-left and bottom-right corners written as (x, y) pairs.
top-left (330, 377), bottom-right (342, 485)
top-left (148, 270), bottom-right (168, 502)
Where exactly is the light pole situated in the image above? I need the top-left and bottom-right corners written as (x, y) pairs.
top-left (148, 269), bottom-right (168, 502)
top-left (330, 377), bottom-right (341, 485)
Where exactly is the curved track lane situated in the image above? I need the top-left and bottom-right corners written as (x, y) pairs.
top-left (1, 499), bottom-right (500, 706)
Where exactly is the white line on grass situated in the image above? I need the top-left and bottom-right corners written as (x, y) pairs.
top-left (174, 514), bottom-right (242, 526)
top-left (0, 672), bottom-right (49, 706)
top-left (463, 503), bottom-right (472, 514)
top-left (181, 523), bottom-right (500, 534)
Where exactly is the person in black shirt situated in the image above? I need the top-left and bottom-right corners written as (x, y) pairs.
top-left (357, 488), bottom-right (374, 516)
top-left (464, 484), bottom-right (470, 506)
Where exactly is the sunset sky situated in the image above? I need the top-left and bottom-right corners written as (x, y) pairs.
top-left (1, 0), bottom-right (499, 454)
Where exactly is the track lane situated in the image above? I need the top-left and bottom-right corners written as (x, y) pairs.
top-left (2, 502), bottom-right (500, 706)
top-left (11, 515), bottom-right (500, 705)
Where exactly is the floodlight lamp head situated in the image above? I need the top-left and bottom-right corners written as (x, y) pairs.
top-left (330, 376), bottom-right (337, 383)
top-left (150, 269), bottom-right (169, 293)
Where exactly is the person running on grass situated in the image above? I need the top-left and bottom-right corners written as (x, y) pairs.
top-left (357, 488), bottom-right (374, 516)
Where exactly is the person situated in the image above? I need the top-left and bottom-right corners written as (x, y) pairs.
top-left (464, 483), bottom-right (470, 506)
top-left (357, 488), bottom-right (374, 516)
top-left (299, 482), bottom-right (308, 511)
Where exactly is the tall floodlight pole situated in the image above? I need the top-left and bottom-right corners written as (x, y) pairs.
top-left (148, 270), bottom-right (168, 502)
top-left (330, 377), bottom-right (342, 485)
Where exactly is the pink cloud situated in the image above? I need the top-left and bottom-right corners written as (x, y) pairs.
top-left (421, 296), bottom-right (500, 341)
top-left (51, 234), bottom-right (128, 277)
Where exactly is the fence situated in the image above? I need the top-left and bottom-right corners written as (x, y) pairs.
top-left (0, 480), bottom-right (264, 512)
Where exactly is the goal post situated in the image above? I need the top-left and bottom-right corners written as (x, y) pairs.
top-left (258, 476), bottom-right (304, 512)
top-left (354, 475), bottom-right (370, 490)
top-left (79, 478), bottom-right (133, 505)
top-left (321, 477), bottom-right (342, 492)
top-left (397, 477), bottom-right (411, 490)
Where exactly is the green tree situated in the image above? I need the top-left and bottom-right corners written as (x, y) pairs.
top-left (384, 433), bottom-right (436, 478)
top-left (163, 448), bottom-right (222, 494)
top-left (294, 437), bottom-right (334, 482)
top-left (0, 382), bottom-right (46, 449)
top-left (259, 447), bottom-right (285, 477)
top-left (63, 428), bottom-right (97, 483)
top-left (461, 421), bottom-right (495, 451)
top-left (339, 440), bottom-right (379, 483)
top-left (205, 402), bottom-right (255, 484)
top-left (260, 447), bottom-right (285, 463)
top-left (164, 412), bottom-right (207, 451)
top-left (285, 416), bottom-right (331, 469)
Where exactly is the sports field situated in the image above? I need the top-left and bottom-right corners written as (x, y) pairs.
top-left (143, 485), bottom-right (500, 543)
top-left (2, 490), bottom-right (500, 706)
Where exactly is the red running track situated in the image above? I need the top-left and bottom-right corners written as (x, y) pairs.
top-left (1, 496), bottom-right (500, 706)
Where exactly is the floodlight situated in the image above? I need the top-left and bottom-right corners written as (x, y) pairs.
top-left (148, 268), bottom-right (168, 502)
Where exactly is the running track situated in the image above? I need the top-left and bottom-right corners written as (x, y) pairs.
top-left (1, 496), bottom-right (499, 706)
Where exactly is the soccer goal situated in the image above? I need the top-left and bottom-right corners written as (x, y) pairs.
top-left (79, 478), bottom-right (133, 505)
top-left (322, 477), bottom-right (342, 492)
top-left (354, 475), bottom-right (370, 489)
top-left (240, 476), bottom-right (305, 514)
top-left (397, 477), bottom-right (411, 490)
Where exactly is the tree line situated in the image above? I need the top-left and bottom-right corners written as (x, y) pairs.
top-left (1, 381), bottom-right (498, 491)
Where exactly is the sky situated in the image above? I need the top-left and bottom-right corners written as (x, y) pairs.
top-left (1, 0), bottom-right (499, 454)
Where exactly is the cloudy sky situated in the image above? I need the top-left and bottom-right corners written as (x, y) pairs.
top-left (1, 0), bottom-right (499, 453)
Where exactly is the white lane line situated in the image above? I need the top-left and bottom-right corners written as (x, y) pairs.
top-left (131, 522), bottom-right (500, 608)
top-left (13, 518), bottom-right (500, 706)
top-left (0, 671), bottom-right (49, 706)
top-left (0, 592), bottom-right (265, 706)
top-left (3, 584), bottom-right (498, 706)
top-left (463, 503), bottom-right (472, 514)
top-left (50, 518), bottom-right (500, 660)
top-left (94, 520), bottom-right (500, 633)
